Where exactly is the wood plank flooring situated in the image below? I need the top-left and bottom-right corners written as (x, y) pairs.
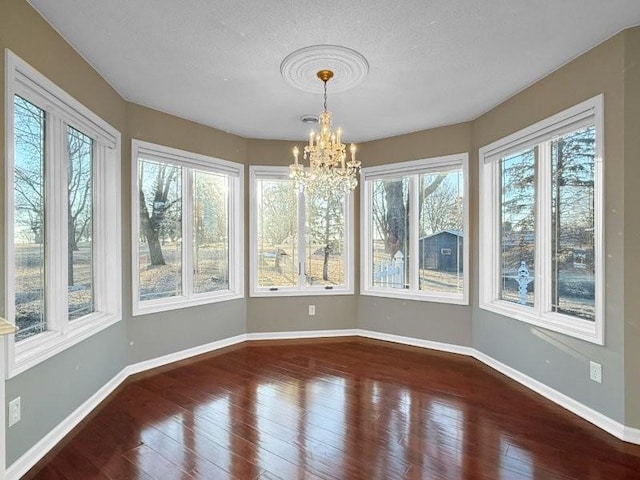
top-left (24, 338), bottom-right (640, 479)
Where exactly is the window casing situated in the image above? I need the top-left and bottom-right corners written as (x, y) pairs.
top-left (5, 50), bottom-right (122, 377)
top-left (249, 166), bottom-right (354, 296)
top-left (361, 154), bottom-right (469, 304)
top-left (479, 95), bottom-right (604, 344)
top-left (132, 140), bottom-right (244, 315)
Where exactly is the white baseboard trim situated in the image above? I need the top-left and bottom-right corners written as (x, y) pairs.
top-left (6, 368), bottom-right (129, 480)
top-left (358, 329), bottom-right (474, 356)
top-left (6, 333), bottom-right (247, 480)
top-left (623, 425), bottom-right (640, 444)
top-left (7, 328), bottom-right (640, 479)
top-left (125, 334), bottom-right (248, 376)
top-left (246, 329), bottom-right (359, 341)
top-left (471, 350), bottom-right (628, 441)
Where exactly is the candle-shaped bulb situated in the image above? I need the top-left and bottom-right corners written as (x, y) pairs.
top-left (350, 143), bottom-right (357, 161)
top-left (293, 145), bottom-right (299, 165)
top-left (309, 131), bottom-right (314, 147)
top-left (337, 127), bottom-right (342, 144)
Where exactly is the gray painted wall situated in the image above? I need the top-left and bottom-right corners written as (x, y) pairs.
top-left (471, 33), bottom-right (627, 423)
top-left (5, 323), bottom-right (128, 464)
top-left (124, 103), bottom-right (249, 365)
top-left (245, 139), bottom-right (359, 333)
top-left (355, 124), bottom-right (473, 346)
top-left (623, 28), bottom-right (640, 428)
top-left (1, 0), bottom-right (130, 465)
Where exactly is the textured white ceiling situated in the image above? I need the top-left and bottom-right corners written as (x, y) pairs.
top-left (26, 0), bottom-right (640, 142)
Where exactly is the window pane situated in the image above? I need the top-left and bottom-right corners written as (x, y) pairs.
top-left (419, 169), bottom-right (464, 295)
top-left (14, 95), bottom-right (46, 341)
top-left (256, 179), bottom-right (298, 288)
top-left (500, 149), bottom-right (536, 307)
top-left (370, 177), bottom-right (410, 289)
top-left (194, 170), bottom-right (229, 294)
top-left (305, 192), bottom-right (345, 287)
top-left (67, 126), bottom-right (95, 320)
top-left (138, 159), bottom-right (182, 300)
top-left (551, 126), bottom-right (596, 321)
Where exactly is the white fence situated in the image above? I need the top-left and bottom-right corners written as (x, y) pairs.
top-left (373, 251), bottom-right (405, 288)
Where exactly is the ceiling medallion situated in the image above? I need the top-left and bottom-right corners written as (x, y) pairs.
top-left (280, 45), bottom-right (369, 94)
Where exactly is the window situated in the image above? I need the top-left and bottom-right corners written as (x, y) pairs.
top-left (5, 50), bottom-right (121, 376)
top-left (479, 95), bottom-right (604, 344)
top-left (249, 166), bottom-right (354, 296)
top-left (361, 154), bottom-right (469, 304)
top-left (132, 140), bottom-right (243, 315)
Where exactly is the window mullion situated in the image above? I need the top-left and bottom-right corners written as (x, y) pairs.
top-left (92, 143), bottom-right (106, 313)
top-left (297, 189), bottom-right (306, 289)
top-left (536, 143), bottom-right (552, 316)
top-left (409, 175), bottom-right (419, 291)
top-left (361, 180), bottom-right (371, 291)
top-left (183, 166), bottom-right (193, 299)
top-left (492, 161), bottom-right (503, 303)
top-left (45, 116), bottom-right (69, 333)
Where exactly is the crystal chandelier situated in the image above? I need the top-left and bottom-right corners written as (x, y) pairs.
top-left (289, 70), bottom-right (361, 195)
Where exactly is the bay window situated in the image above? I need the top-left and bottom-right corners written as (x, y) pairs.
top-left (361, 154), bottom-right (469, 304)
top-left (5, 50), bottom-right (122, 376)
top-left (131, 140), bottom-right (243, 315)
top-left (479, 95), bottom-right (604, 344)
top-left (249, 166), bottom-right (354, 296)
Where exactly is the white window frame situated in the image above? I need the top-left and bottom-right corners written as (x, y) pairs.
top-left (479, 95), bottom-right (604, 345)
top-left (132, 140), bottom-right (244, 315)
top-left (249, 166), bottom-right (354, 297)
top-left (4, 49), bottom-right (122, 377)
top-left (361, 153), bottom-right (470, 305)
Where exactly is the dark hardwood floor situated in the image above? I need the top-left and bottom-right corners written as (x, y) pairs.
top-left (24, 338), bottom-right (640, 479)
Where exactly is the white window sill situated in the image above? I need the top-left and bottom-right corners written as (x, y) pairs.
top-left (250, 287), bottom-right (354, 298)
top-left (10, 311), bottom-right (121, 378)
top-left (133, 291), bottom-right (244, 316)
top-left (361, 288), bottom-right (468, 305)
top-left (479, 300), bottom-right (603, 345)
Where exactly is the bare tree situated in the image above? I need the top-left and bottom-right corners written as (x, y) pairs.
top-left (259, 181), bottom-right (297, 273)
top-left (307, 192), bottom-right (343, 281)
top-left (138, 161), bottom-right (181, 266)
top-left (372, 174), bottom-right (447, 257)
top-left (419, 178), bottom-right (462, 235)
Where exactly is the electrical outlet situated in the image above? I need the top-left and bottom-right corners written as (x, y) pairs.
top-left (590, 361), bottom-right (602, 383)
top-left (9, 397), bottom-right (21, 427)
top-left (308, 305), bottom-right (316, 316)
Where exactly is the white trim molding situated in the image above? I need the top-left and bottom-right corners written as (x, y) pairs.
top-left (246, 329), bottom-right (359, 341)
top-left (6, 328), bottom-right (639, 479)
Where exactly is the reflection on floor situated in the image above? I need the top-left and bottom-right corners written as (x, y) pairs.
top-left (25, 338), bottom-right (640, 479)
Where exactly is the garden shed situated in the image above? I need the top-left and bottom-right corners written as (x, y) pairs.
top-left (419, 230), bottom-right (463, 272)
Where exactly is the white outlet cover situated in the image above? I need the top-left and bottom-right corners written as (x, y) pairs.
top-left (9, 397), bottom-right (21, 426)
top-left (590, 361), bottom-right (602, 383)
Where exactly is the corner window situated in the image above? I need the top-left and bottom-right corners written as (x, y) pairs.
top-left (249, 166), bottom-right (354, 296)
top-left (5, 50), bottom-right (122, 376)
top-left (479, 95), bottom-right (604, 344)
top-left (132, 140), bottom-right (243, 315)
top-left (361, 154), bottom-right (469, 304)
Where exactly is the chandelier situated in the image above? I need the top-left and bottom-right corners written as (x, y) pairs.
top-left (289, 70), bottom-right (361, 195)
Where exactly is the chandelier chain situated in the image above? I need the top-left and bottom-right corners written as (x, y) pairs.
top-left (323, 80), bottom-right (328, 112)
